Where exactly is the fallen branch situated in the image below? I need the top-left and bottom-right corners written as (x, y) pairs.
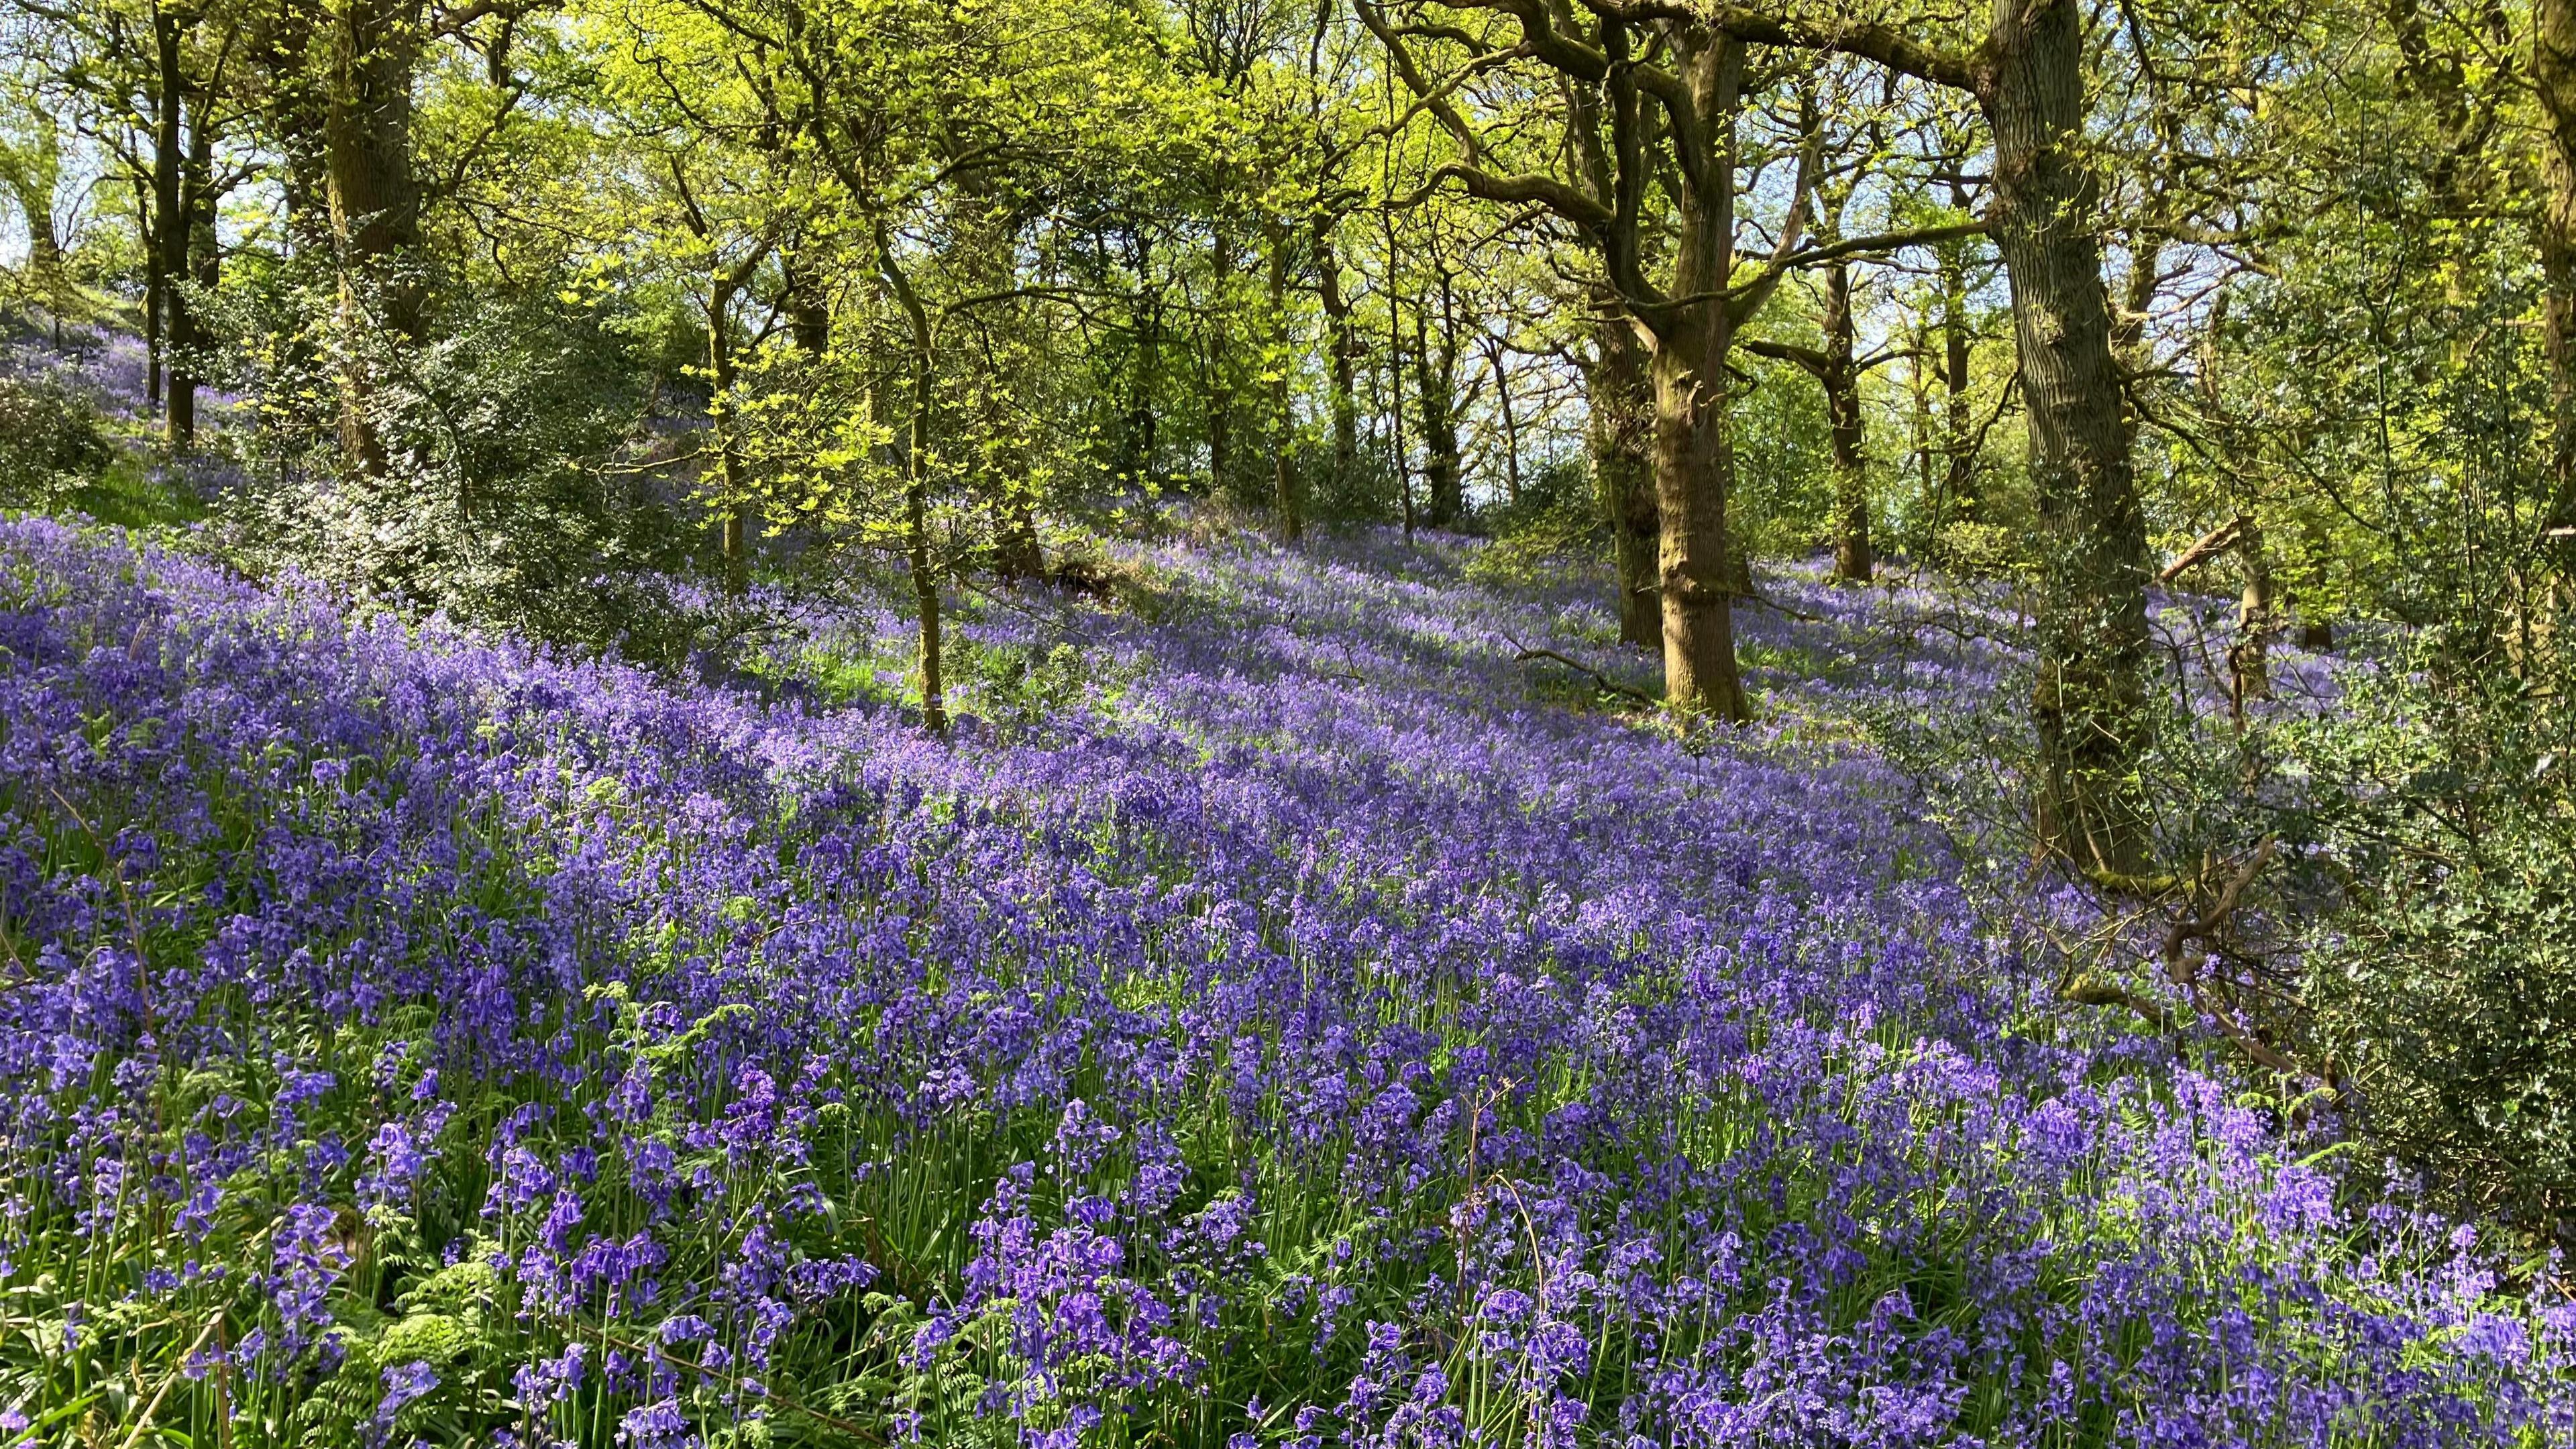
top-left (1508, 641), bottom-right (1659, 706)
top-left (1731, 587), bottom-right (1826, 623)
top-left (2064, 838), bottom-right (2317, 1081)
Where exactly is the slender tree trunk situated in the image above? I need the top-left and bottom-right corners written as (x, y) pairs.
top-left (1490, 343), bottom-right (1522, 504)
top-left (1314, 217), bottom-right (1360, 498)
top-left (879, 240), bottom-right (947, 735)
top-left (154, 5), bottom-right (186, 424)
top-left (1266, 217), bottom-right (1302, 543)
top-left (1981, 0), bottom-right (2155, 876)
top-left (1940, 244), bottom-right (1976, 524)
top-left (1208, 225), bottom-right (1236, 494)
top-left (906, 354), bottom-right (947, 734)
top-left (1590, 305), bottom-right (1660, 647)
top-left (1388, 294), bottom-right (1415, 543)
top-left (1122, 230), bottom-right (1160, 484)
top-left (139, 178), bottom-right (161, 415)
top-left (1913, 345), bottom-right (1933, 531)
top-left (168, 64), bottom-right (220, 449)
top-left (1823, 260), bottom-right (1872, 582)
top-left (2235, 515), bottom-right (2274, 702)
top-left (706, 275), bottom-right (749, 598)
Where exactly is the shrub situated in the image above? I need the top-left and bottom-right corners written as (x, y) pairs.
top-left (2292, 637), bottom-right (2576, 1240)
top-left (0, 366), bottom-right (108, 509)
top-left (215, 276), bottom-right (698, 662)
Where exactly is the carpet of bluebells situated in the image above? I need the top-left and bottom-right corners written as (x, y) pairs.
top-left (0, 511), bottom-right (2570, 1448)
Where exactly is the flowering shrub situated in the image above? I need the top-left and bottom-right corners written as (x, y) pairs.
top-left (0, 517), bottom-right (2567, 1446)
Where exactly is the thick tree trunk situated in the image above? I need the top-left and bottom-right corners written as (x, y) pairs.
top-left (1645, 34), bottom-right (1750, 723)
top-left (1823, 260), bottom-right (1872, 583)
top-left (781, 246), bottom-right (832, 357)
top-left (1980, 0), bottom-right (2155, 875)
top-left (325, 0), bottom-right (425, 478)
top-left (1590, 309), bottom-right (1660, 647)
top-left (4, 108), bottom-right (62, 282)
top-left (2538, 0), bottom-right (2576, 588)
top-left (256, 0), bottom-right (333, 254)
top-left (1413, 304), bottom-right (1462, 528)
top-left (1652, 336), bottom-right (1748, 722)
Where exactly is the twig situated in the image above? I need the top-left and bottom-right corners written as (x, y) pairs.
top-left (1730, 587), bottom-right (1826, 623)
top-left (1507, 641), bottom-right (1658, 706)
top-left (116, 1312), bottom-right (225, 1449)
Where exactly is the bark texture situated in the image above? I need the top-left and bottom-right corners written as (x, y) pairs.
top-left (325, 0), bottom-right (426, 478)
top-left (1979, 0), bottom-right (2155, 875)
top-left (1590, 308), bottom-right (1661, 647)
top-left (1821, 260), bottom-right (1872, 583)
top-left (2538, 0), bottom-right (2576, 586)
top-left (1646, 32), bottom-right (1751, 723)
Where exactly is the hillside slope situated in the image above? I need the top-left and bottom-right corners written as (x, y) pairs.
top-left (0, 517), bottom-right (2565, 1447)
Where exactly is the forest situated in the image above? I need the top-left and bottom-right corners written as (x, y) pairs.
top-left (1, 0), bottom-right (2575, 1443)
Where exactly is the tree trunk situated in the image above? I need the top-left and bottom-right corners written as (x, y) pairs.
top-left (1267, 218), bottom-right (1302, 543)
top-left (1645, 33), bottom-right (1750, 723)
top-left (1590, 307), bottom-right (1660, 647)
top-left (151, 2), bottom-right (184, 421)
top-left (906, 352), bottom-right (947, 735)
top-left (1207, 225), bottom-right (1236, 493)
top-left (1823, 259), bottom-right (1871, 583)
top-left (1121, 231), bottom-right (1160, 484)
top-left (2538, 0), bottom-right (2576, 588)
top-left (325, 0), bottom-right (426, 478)
top-left (1314, 217), bottom-right (1360, 500)
top-left (3, 108), bottom-right (62, 279)
top-left (167, 48), bottom-right (221, 450)
top-left (1981, 0), bottom-right (2155, 876)
top-left (1385, 240), bottom-right (1415, 543)
top-left (879, 240), bottom-right (947, 735)
top-left (707, 276), bottom-right (749, 598)
top-left (138, 176), bottom-right (159, 413)
top-left (2234, 515), bottom-right (2275, 702)
top-left (1491, 343), bottom-right (1523, 504)
top-left (1413, 301), bottom-right (1462, 528)
top-left (1940, 243), bottom-right (1976, 524)
top-left (782, 246), bottom-right (832, 356)
top-left (257, 0), bottom-right (333, 254)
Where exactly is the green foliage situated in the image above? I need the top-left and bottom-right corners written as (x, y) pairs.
top-left (1463, 458), bottom-right (1603, 589)
top-left (0, 368), bottom-right (108, 512)
top-left (214, 268), bottom-right (698, 661)
top-left (2292, 641), bottom-right (2576, 1236)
